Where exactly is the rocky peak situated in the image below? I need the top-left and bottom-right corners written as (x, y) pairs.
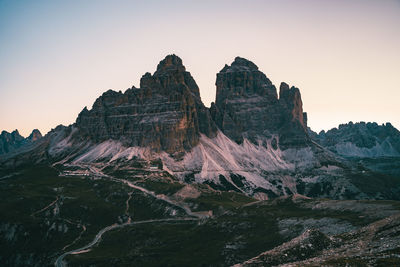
top-left (213, 57), bottom-right (309, 147)
top-left (76, 54), bottom-right (216, 155)
top-left (222, 56), bottom-right (259, 72)
top-left (11, 130), bottom-right (24, 140)
top-left (313, 121), bottom-right (400, 157)
top-left (28, 129), bottom-right (42, 142)
top-left (141, 54), bottom-right (200, 98)
top-left (215, 57), bottom-right (277, 107)
top-left (154, 54), bottom-right (185, 74)
top-left (231, 57), bottom-right (258, 71)
top-left (0, 129), bottom-right (42, 155)
top-left (279, 82), bottom-right (306, 129)
top-left (279, 82), bottom-right (290, 98)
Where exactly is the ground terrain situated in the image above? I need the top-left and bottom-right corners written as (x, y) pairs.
top-left (1, 163), bottom-right (399, 266)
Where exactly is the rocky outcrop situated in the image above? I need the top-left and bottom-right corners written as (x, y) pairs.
top-left (0, 130), bottom-right (24, 154)
top-left (27, 129), bottom-right (42, 142)
top-left (0, 129), bottom-right (42, 155)
top-left (211, 57), bottom-right (309, 148)
top-left (76, 55), bottom-right (309, 153)
top-left (314, 122), bottom-right (400, 157)
top-left (76, 55), bottom-right (216, 156)
top-left (278, 82), bottom-right (309, 147)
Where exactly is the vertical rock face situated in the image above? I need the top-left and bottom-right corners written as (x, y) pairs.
top-left (212, 57), bottom-right (309, 147)
top-left (212, 57), bottom-right (280, 143)
top-left (215, 57), bottom-right (278, 107)
top-left (278, 82), bottom-right (310, 147)
top-left (75, 55), bottom-right (309, 154)
top-left (76, 54), bottom-right (216, 155)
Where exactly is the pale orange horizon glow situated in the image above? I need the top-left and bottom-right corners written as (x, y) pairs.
top-left (1, 0), bottom-right (399, 137)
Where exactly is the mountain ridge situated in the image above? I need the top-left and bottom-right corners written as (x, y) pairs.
top-left (1, 54), bottom-right (399, 200)
top-left (0, 129), bottom-right (42, 155)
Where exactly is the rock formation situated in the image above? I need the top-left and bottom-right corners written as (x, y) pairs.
top-left (2, 55), bottom-right (400, 200)
top-left (76, 54), bottom-right (216, 156)
top-left (313, 121), bottom-right (400, 157)
top-left (0, 129), bottom-right (42, 155)
top-left (211, 57), bottom-right (309, 147)
top-left (27, 129), bottom-right (43, 142)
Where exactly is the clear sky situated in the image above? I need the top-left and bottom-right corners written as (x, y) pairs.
top-left (1, 0), bottom-right (399, 137)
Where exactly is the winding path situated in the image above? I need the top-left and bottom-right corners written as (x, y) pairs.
top-left (55, 217), bottom-right (197, 267)
top-left (55, 164), bottom-right (203, 267)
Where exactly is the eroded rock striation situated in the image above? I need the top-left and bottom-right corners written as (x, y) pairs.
top-left (211, 57), bottom-right (309, 148)
top-left (76, 54), bottom-right (216, 155)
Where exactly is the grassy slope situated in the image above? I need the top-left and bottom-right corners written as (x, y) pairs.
top-left (1, 165), bottom-right (400, 266)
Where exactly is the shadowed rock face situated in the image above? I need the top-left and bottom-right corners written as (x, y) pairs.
top-left (313, 121), bottom-right (400, 157)
top-left (76, 55), bottom-right (310, 153)
top-left (0, 129), bottom-right (42, 155)
top-left (211, 57), bottom-right (310, 147)
top-left (75, 54), bottom-right (216, 155)
top-left (0, 130), bottom-right (24, 154)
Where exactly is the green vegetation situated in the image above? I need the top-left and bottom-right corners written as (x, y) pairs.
top-left (137, 179), bottom-right (184, 196)
top-left (186, 191), bottom-right (255, 212)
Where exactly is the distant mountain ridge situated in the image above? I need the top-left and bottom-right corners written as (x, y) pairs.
top-left (0, 129), bottom-right (42, 155)
top-left (311, 122), bottom-right (400, 158)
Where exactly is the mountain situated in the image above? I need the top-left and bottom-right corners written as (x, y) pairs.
top-left (75, 55), bottom-right (216, 156)
top-left (1, 55), bottom-right (399, 200)
top-left (0, 129), bottom-right (42, 155)
top-left (313, 121), bottom-right (400, 158)
top-left (1, 55), bottom-right (400, 267)
top-left (211, 57), bottom-right (309, 148)
top-left (311, 121), bottom-right (400, 177)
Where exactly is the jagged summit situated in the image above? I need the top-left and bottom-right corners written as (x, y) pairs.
top-left (155, 54), bottom-right (185, 74)
top-left (28, 129), bottom-right (42, 142)
top-left (212, 56), bottom-right (308, 146)
top-left (76, 54), bottom-right (216, 155)
top-left (231, 56), bottom-right (259, 69)
top-left (2, 54), bottom-right (400, 201)
top-left (216, 56), bottom-right (277, 101)
top-left (313, 121), bottom-right (400, 158)
top-left (220, 56), bottom-right (259, 72)
top-left (141, 54), bottom-right (201, 98)
top-left (0, 129), bottom-right (42, 155)
top-left (279, 82), bottom-right (306, 130)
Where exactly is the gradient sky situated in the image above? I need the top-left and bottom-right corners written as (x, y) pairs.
top-left (1, 0), bottom-right (399, 137)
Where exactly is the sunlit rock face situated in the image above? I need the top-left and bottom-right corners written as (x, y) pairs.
top-left (27, 129), bottom-right (42, 142)
top-left (75, 55), bottom-right (216, 155)
top-left (278, 82), bottom-right (310, 148)
top-left (211, 57), bottom-right (310, 148)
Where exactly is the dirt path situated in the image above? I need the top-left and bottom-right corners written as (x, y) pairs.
top-left (55, 164), bottom-right (203, 267)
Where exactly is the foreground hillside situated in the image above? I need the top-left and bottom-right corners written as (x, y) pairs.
top-left (1, 164), bottom-right (399, 266)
